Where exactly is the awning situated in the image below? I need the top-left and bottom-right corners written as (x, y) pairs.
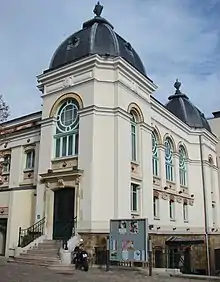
top-left (165, 236), bottom-right (204, 246)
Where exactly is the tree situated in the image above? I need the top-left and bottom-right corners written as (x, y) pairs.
top-left (0, 95), bottom-right (10, 183)
top-left (0, 95), bottom-right (10, 123)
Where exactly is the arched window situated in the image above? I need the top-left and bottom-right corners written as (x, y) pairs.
top-left (209, 156), bottom-right (214, 194)
top-left (183, 202), bottom-right (188, 222)
top-left (2, 155), bottom-right (11, 173)
top-left (152, 132), bottom-right (159, 176)
top-left (54, 99), bottom-right (79, 158)
top-left (130, 110), bottom-right (138, 161)
top-left (153, 195), bottom-right (159, 218)
top-left (169, 199), bottom-right (175, 219)
top-left (165, 138), bottom-right (174, 181)
top-left (25, 150), bottom-right (35, 170)
top-left (179, 145), bottom-right (187, 186)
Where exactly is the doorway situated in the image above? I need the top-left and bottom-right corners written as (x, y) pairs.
top-left (214, 248), bottom-right (220, 273)
top-left (154, 249), bottom-right (163, 268)
top-left (53, 188), bottom-right (75, 240)
top-left (183, 247), bottom-right (191, 274)
top-left (0, 219), bottom-right (7, 256)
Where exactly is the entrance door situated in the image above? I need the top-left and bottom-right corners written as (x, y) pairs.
top-left (214, 249), bottom-right (220, 273)
top-left (0, 219), bottom-right (7, 256)
top-left (183, 247), bottom-right (191, 274)
top-left (53, 188), bottom-right (75, 240)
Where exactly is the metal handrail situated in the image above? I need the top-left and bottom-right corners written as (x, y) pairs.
top-left (60, 216), bottom-right (77, 250)
top-left (18, 217), bottom-right (45, 248)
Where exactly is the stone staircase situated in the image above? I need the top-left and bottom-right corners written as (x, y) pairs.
top-left (8, 240), bottom-right (61, 266)
top-left (8, 240), bottom-right (74, 273)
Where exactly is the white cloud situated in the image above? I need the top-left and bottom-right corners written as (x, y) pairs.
top-left (0, 0), bottom-right (219, 118)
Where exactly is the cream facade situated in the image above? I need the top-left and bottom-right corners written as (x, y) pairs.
top-left (0, 3), bottom-right (220, 275)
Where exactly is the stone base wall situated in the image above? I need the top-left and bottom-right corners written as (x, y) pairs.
top-left (79, 232), bottom-right (220, 275)
top-left (209, 234), bottom-right (220, 275)
top-left (79, 233), bottom-right (107, 265)
top-left (150, 233), bottom-right (207, 271)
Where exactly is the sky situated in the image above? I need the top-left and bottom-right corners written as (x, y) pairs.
top-left (0, 0), bottom-right (220, 119)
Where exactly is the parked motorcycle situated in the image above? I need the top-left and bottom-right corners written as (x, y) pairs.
top-left (74, 249), bottom-right (89, 271)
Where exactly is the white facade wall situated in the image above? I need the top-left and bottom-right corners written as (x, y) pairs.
top-left (0, 55), bottom-right (219, 256)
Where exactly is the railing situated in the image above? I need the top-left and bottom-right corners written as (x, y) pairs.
top-left (18, 217), bottom-right (45, 248)
top-left (61, 217), bottom-right (77, 250)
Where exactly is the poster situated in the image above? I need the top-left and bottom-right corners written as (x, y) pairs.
top-left (129, 220), bottom-right (139, 234)
top-left (134, 250), bottom-right (141, 261)
top-left (118, 220), bottom-right (127, 234)
top-left (122, 240), bottom-right (134, 250)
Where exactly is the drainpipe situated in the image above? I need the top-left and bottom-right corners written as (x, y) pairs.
top-left (199, 135), bottom-right (211, 276)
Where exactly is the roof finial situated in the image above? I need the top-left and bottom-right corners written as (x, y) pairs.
top-left (93, 1), bottom-right (103, 17)
top-left (174, 79), bottom-right (181, 94)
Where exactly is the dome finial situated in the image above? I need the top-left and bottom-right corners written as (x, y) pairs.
top-left (93, 1), bottom-right (103, 17)
top-left (174, 78), bottom-right (181, 94)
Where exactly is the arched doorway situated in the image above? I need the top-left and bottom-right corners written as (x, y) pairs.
top-left (53, 188), bottom-right (75, 240)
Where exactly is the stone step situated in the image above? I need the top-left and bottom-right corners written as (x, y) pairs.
top-left (7, 258), bottom-right (56, 267)
top-left (36, 245), bottom-right (60, 250)
top-left (27, 249), bottom-right (59, 254)
top-left (38, 242), bottom-right (60, 246)
top-left (20, 252), bottom-right (60, 258)
top-left (48, 264), bottom-right (75, 272)
top-left (26, 252), bottom-right (59, 257)
top-left (11, 256), bottom-right (61, 265)
top-left (19, 254), bottom-right (60, 261)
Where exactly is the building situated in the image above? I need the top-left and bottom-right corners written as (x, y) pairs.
top-left (0, 2), bottom-right (220, 275)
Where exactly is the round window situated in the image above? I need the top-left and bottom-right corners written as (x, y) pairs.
top-left (56, 100), bottom-right (79, 133)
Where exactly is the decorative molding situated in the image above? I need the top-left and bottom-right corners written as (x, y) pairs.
top-left (177, 197), bottom-right (183, 203)
top-left (57, 178), bottom-right (65, 188)
top-left (50, 92), bottom-right (83, 117)
top-left (23, 143), bottom-right (36, 152)
top-left (162, 193), bottom-right (168, 200)
top-left (0, 207), bottom-right (8, 216)
top-left (189, 199), bottom-right (194, 206)
top-left (62, 76), bottom-right (74, 88)
top-left (153, 190), bottom-right (160, 198)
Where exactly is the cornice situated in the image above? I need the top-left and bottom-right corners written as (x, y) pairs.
top-left (79, 105), bottom-right (131, 121)
top-left (38, 55), bottom-right (157, 101)
top-left (39, 117), bottom-right (56, 127)
top-left (151, 98), bottom-right (217, 144)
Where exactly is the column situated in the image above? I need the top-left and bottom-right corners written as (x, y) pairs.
top-left (140, 124), bottom-right (153, 220)
top-left (159, 145), bottom-right (166, 188)
top-left (35, 119), bottom-right (55, 221)
top-left (174, 154), bottom-right (180, 190)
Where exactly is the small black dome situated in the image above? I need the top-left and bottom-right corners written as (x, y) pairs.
top-left (49, 2), bottom-right (146, 76)
top-left (165, 80), bottom-right (211, 132)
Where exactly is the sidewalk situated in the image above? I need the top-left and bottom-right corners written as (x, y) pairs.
top-left (171, 273), bottom-right (220, 281)
top-left (0, 257), bottom-right (6, 266)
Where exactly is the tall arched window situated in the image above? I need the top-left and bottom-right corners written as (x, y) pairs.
top-left (54, 99), bottom-right (79, 158)
top-left (165, 138), bottom-right (174, 182)
top-left (179, 145), bottom-right (187, 186)
top-left (209, 156), bottom-right (214, 194)
top-left (130, 110), bottom-right (138, 161)
top-left (152, 132), bottom-right (159, 176)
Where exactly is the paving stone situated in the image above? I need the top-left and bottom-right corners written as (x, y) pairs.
top-left (0, 262), bottom-right (208, 282)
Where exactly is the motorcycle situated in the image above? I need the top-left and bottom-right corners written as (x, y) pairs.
top-left (74, 249), bottom-right (89, 271)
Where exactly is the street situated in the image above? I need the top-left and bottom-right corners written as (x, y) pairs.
top-left (0, 258), bottom-right (209, 282)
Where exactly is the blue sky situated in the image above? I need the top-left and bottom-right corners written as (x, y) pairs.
top-left (0, 0), bottom-right (220, 119)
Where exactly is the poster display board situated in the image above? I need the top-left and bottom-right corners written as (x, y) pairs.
top-left (109, 218), bottom-right (148, 262)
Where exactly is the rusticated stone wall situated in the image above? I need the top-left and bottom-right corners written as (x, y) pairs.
top-left (150, 234), bottom-right (207, 271)
top-left (79, 232), bottom-right (220, 275)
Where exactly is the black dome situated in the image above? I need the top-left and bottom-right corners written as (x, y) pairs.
top-left (49, 2), bottom-right (146, 76)
top-left (165, 80), bottom-right (211, 132)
